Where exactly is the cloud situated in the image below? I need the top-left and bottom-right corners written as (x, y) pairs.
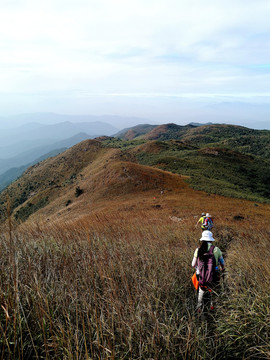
top-left (0, 0), bottom-right (269, 118)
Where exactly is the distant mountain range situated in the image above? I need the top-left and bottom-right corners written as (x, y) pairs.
top-left (0, 148), bottom-right (66, 192)
top-left (0, 120), bottom-right (119, 148)
top-left (0, 113), bottom-right (151, 130)
top-left (0, 131), bottom-right (97, 172)
top-left (0, 119), bottom-right (120, 189)
top-left (0, 132), bottom-right (96, 191)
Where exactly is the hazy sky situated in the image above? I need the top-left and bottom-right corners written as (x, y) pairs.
top-left (0, 0), bottom-right (270, 127)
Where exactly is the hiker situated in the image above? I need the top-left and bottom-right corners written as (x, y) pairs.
top-left (202, 213), bottom-right (214, 231)
top-left (192, 230), bottom-right (225, 312)
top-left (196, 212), bottom-right (206, 229)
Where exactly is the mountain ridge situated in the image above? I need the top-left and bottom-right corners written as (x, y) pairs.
top-left (0, 123), bottom-right (269, 224)
top-left (115, 122), bottom-right (270, 159)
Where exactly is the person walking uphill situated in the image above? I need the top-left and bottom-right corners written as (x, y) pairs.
top-left (192, 230), bottom-right (225, 313)
top-left (196, 213), bottom-right (206, 230)
top-left (196, 213), bottom-right (214, 231)
top-left (203, 213), bottom-right (214, 231)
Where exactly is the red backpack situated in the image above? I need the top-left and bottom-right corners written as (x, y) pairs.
top-left (202, 217), bottom-right (214, 230)
top-left (197, 245), bottom-right (216, 287)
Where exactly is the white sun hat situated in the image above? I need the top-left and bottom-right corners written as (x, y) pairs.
top-left (200, 230), bottom-right (215, 242)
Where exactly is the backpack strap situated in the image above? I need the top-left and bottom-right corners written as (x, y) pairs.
top-left (209, 245), bottom-right (217, 271)
top-left (209, 245), bottom-right (215, 254)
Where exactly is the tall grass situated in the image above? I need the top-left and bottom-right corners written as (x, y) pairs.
top-left (0, 213), bottom-right (269, 359)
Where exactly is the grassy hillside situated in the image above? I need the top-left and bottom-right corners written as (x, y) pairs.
top-left (107, 123), bottom-right (270, 201)
top-left (0, 138), bottom-right (192, 223)
top-left (103, 137), bottom-right (270, 203)
top-left (114, 124), bottom-right (157, 140)
top-left (0, 128), bottom-right (270, 358)
top-left (0, 147), bottom-right (67, 192)
top-left (117, 123), bottom-right (270, 159)
top-left (1, 124), bottom-right (269, 225)
top-left (0, 139), bottom-right (107, 222)
top-left (181, 124), bottom-right (270, 159)
top-left (143, 123), bottom-right (195, 140)
top-left (0, 193), bottom-right (269, 358)
top-left (137, 144), bottom-right (270, 201)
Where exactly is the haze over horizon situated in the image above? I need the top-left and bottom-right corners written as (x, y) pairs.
top-left (0, 0), bottom-right (270, 129)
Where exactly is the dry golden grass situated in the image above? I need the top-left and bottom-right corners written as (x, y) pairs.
top-left (17, 148), bottom-right (270, 232)
top-left (0, 205), bottom-right (269, 359)
top-left (1, 137), bottom-right (269, 229)
top-left (0, 139), bottom-right (269, 358)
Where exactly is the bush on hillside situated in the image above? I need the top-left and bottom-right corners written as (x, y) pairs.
top-left (75, 186), bottom-right (83, 197)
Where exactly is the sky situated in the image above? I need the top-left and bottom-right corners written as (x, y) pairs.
top-left (0, 0), bottom-right (270, 128)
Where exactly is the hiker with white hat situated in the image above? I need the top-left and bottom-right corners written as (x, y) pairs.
top-left (192, 230), bottom-right (225, 313)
